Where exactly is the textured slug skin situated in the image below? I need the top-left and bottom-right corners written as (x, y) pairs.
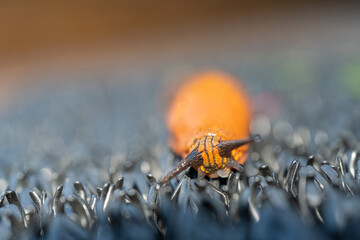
top-left (167, 71), bottom-right (252, 164)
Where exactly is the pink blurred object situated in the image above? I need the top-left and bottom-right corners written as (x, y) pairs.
top-left (252, 92), bottom-right (281, 119)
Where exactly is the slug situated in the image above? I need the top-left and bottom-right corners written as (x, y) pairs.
top-left (158, 71), bottom-right (259, 186)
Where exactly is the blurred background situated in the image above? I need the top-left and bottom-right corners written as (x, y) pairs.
top-left (0, 0), bottom-right (360, 183)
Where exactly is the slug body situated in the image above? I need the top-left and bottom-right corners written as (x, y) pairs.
top-left (160, 71), bottom-right (257, 186)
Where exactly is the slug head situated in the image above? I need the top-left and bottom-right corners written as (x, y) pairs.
top-left (158, 134), bottom-right (261, 187)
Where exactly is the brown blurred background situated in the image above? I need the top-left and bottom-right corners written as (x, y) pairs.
top-left (1, 1), bottom-right (339, 59)
top-left (0, 0), bottom-right (359, 110)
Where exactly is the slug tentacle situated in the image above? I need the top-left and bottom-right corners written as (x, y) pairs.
top-left (159, 148), bottom-right (203, 186)
top-left (217, 134), bottom-right (261, 158)
top-left (197, 168), bottom-right (206, 179)
top-left (224, 157), bottom-right (245, 172)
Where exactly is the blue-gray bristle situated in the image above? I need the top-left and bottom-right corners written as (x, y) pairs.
top-left (1, 63), bottom-right (360, 240)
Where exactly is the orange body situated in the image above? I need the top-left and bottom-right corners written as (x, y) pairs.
top-left (166, 71), bottom-right (252, 178)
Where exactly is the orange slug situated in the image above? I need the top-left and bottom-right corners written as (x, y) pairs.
top-left (159, 71), bottom-right (260, 186)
